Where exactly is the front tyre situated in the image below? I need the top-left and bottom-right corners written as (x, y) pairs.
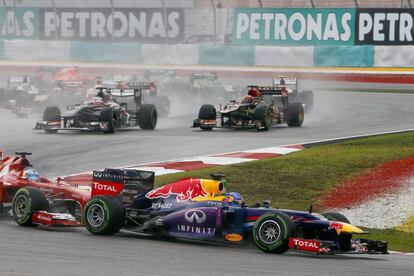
top-left (42, 106), bottom-right (61, 134)
top-left (12, 187), bottom-right (49, 227)
top-left (84, 196), bottom-right (125, 235)
top-left (198, 104), bottom-right (216, 131)
top-left (253, 104), bottom-right (272, 131)
top-left (99, 107), bottom-right (117, 134)
top-left (253, 212), bottom-right (296, 254)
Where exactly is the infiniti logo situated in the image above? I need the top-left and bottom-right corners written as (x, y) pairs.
top-left (184, 209), bottom-right (207, 224)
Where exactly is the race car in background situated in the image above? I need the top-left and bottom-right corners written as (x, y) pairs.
top-left (10, 167), bottom-right (388, 255)
top-left (273, 77), bottom-right (314, 111)
top-left (193, 85), bottom-right (304, 131)
top-left (190, 72), bottom-right (243, 103)
top-left (34, 87), bottom-right (157, 134)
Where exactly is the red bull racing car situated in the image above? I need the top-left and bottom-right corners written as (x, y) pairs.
top-left (7, 152), bottom-right (387, 255)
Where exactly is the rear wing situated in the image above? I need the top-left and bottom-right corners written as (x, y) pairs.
top-left (273, 77), bottom-right (298, 90)
top-left (96, 87), bottom-right (141, 98)
top-left (91, 169), bottom-right (155, 202)
top-left (247, 85), bottom-right (282, 96)
top-left (191, 73), bottom-right (217, 80)
top-left (127, 81), bottom-right (156, 90)
top-left (61, 80), bottom-right (84, 87)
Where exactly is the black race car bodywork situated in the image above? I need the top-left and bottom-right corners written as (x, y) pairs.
top-left (193, 86), bottom-right (304, 131)
top-left (11, 170), bottom-right (388, 255)
top-left (34, 87), bottom-right (157, 134)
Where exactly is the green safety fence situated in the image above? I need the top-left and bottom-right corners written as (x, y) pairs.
top-left (69, 42), bottom-right (142, 63)
top-left (313, 45), bottom-right (374, 67)
top-left (199, 44), bottom-right (255, 66)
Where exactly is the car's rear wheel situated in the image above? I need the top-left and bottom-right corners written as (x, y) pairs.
top-left (286, 103), bottom-right (304, 127)
top-left (84, 196), bottom-right (125, 235)
top-left (138, 104), bottom-right (157, 130)
top-left (253, 105), bottom-right (272, 131)
top-left (198, 104), bottom-right (216, 131)
top-left (12, 187), bottom-right (49, 227)
top-left (99, 107), bottom-right (117, 134)
top-left (42, 106), bottom-right (61, 133)
top-left (253, 212), bottom-right (296, 254)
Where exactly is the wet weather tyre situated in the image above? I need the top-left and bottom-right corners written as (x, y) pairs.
top-left (138, 104), bottom-right (157, 130)
top-left (12, 187), bottom-right (49, 227)
top-left (286, 103), bottom-right (304, 127)
top-left (253, 105), bottom-right (272, 131)
top-left (99, 107), bottom-right (117, 134)
top-left (84, 196), bottom-right (125, 235)
top-left (198, 104), bottom-right (216, 131)
top-left (42, 106), bottom-right (61, 133)
top-left (253, 212), bottom-right (296, 254)
top-left (322, 212), bottom-right (350, 223)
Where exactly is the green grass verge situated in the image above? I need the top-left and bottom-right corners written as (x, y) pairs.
top-left (155, 131), bottom-right (414, 251)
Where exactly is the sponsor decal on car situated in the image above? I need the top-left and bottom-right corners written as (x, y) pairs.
top-left (151, 202), bottom-right (172, 209)
top-left (225, 233), bottom-right (243, 242)
top-left (184, 209), bottom-right (207, 224)
top-left (288, 238), bottom-right (321, 253)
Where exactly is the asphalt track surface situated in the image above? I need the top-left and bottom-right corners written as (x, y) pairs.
top-left (1, 90), bottom-right (414, 275)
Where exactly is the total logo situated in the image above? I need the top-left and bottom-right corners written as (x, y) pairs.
top-left (184, 209), bottom-right (207, 224)
top-left (292, 239), bottom-right (319, 249)
top-left (93, 182), bottom-right (118, 192)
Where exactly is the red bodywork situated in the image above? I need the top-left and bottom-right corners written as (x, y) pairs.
top-left (0, 151), bottom-right (120, 226)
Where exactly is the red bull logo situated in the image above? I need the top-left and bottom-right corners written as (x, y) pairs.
top-left (146, 178), bottom-right (207, 202)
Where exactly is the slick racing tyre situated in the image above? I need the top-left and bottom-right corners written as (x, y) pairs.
top-left (253, 212), bottom-right (296, 254)
top-left (286, 103), bottom-right (304, 127)
top-left (12, 187), bottom-right (49, 227)
top-left (253, 105), bottom-right (272, 131)
top-left (42, 106), bottom-right (61, 134)
top-left (198, 104), bottom-right (216, 131)
top-left (99, 107), bottom-right (117, 134)
top-left (84, 196), bottom-right (125, 235)
top-left (138, 104), bottom-right (157, 130)
top-left (322, 212), bottom-right (350, 223)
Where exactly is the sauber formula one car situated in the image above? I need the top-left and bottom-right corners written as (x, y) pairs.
top-left (34, 87), bottom-right (157, 134)
top-left (10, 163), bottom-right (387, 255)
top-left (193, 85), bottom-right (304, 131)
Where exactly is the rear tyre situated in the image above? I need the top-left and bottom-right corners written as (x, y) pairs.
top-left (99, 107), bottom-right (117, 134)
top-left (138, 104), bottom-right (157, 130)
top-left (322, 212), bottom-right (350, 223)
top-left (198, 104), bottom-right (216, 131)
top-left (12, 187), bottom-right (49, 227)
top-left (253, 212), bottom-right (296, 254)
top-left (84, 196), bottom-right (125, 235)
top-left (253, 105), bottom-right (272, 131)
top-left (286, 103), bottom-right (304, 127)
top-left (42, 106), bottom-right (61, 134)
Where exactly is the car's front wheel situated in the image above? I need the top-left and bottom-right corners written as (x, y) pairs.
top-left (253, 212), bottom-right (296, 254)
top-left (12, 187), bottom-right (49, 227)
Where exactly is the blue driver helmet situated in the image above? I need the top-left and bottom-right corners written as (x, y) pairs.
top-left (24, 167), bottom-right (40, 181)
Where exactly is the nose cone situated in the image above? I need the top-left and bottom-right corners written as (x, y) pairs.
top-left (331, 221), bottom-right (365, 234)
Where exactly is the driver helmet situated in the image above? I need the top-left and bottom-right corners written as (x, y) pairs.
top-left (91, 96), bottom-right (104, 107)
top-left (243, 95), bottom-right (254, 103)
top-left (227, 192), bottom-right (242, 202)
top-left (23, 167), bottom-right (40, 181)
top-left (248, 87), bottom-right (261, 98)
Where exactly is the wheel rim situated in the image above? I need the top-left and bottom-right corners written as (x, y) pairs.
top-left (14, 194), bottom-right (29, 219)
top-left (258, 220), bottom-right (281, 245)
top-left (87, 203), bottom-right (105, 228)
top-left (298, 109), bottom-right (304, 124)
